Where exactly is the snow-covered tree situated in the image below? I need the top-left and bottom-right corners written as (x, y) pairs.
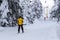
top-left (0, 0), bottom-right (9, 27)
top-left (7, 0), bottom-right (23, 26)
top-left (50, 0), bottom-right (60, 22)
top-left (32, 0), bottom-right (42, 19)
top-left (0, 0), bottom-right (42, 27)
top-left (20, 0), bottom-right (42, 24)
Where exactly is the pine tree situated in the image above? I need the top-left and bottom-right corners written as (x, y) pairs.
top-left (21, 0), bottom-right (42, 24)
top-left (50, 0), bottom-right (60, 22)
top-left (7, 0), bottom-right (23, 26)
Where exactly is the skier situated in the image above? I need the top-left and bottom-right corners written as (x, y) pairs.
top-left (17, 16), bottom-right (24, 33)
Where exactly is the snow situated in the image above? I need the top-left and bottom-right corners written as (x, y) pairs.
top-left (0, 27), bottom-right (4, 32)
top-left (0, 20), bottom-right (60, 40)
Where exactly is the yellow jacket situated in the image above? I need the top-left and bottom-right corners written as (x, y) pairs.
top-left (17, 18), bottom-right (23, 25)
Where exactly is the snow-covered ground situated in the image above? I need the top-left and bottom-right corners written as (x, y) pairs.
top-left (0, 20), bottom-right (60, 40)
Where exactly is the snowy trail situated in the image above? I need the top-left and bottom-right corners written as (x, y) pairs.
top-left (0, 20), bottom-right (60, 40)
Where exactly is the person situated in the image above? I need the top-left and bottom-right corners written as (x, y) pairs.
top-left (17, 16), bottom-right (24, 33)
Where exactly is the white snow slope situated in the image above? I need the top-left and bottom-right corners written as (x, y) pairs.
top-left (0, 20), bottom-right (60, 40)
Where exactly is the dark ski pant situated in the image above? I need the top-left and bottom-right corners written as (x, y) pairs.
top-left (18, 25), bottom-right (24, 33)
